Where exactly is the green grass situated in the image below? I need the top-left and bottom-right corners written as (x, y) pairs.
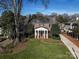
top-left (0, 39), bottom-right (74, 59)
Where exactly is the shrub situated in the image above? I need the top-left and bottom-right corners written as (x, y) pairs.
top-left (51, 24), bottom-right (60, 40)
top-left (52, 35), bottom-right (60, 40)
top-left (25, 24), bottom-right (34, 38)
top-left (51, 24), bottom-right (60, 35)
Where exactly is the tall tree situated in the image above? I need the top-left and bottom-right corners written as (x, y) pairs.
top-left (12, 0), bottom-right (23, 45)
top-left (0, 0), bottom-right (23, 45)
top-left (56, 15), bottom-right (68, 23)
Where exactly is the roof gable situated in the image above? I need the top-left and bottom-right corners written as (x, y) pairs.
top-left (35, 27), bottom-right (48, 31)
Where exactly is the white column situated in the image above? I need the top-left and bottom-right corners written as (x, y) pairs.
top-left (38, 30), bottom-right (39, 39)
top-left (44, 30), bottom-right (45, 39)
top-left (46, 30), bottom-right (48, 39)
top-left (35, 30), bottom-right (36, 39)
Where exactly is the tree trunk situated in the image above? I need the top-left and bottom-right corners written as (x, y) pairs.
top-left (17, 0), bottom-right (22, 41)
top-left (13, 0), bottom-right (19, 46)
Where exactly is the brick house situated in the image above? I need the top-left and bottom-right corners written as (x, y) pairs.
top-left (30, 15), bottom-right (57, 39)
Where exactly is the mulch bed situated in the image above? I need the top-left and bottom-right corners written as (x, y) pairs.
top-left (62, 33), bottom-right (79, 47)
top-left (12, 41), bottom-right (28, 54)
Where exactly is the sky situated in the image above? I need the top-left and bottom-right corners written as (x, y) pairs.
top-left (21, 0), bottom-right (79, 16)
top-left (1, 0), bottom-right (79, 16)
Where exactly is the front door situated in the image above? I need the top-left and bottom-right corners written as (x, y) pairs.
top-left (39, 31), bottom-right (44, 39)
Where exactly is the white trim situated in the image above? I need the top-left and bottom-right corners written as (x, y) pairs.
top-left (35, 27), bottom-right (48, 31)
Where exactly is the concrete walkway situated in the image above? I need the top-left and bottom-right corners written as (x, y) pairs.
top-left (60, 34), bottom-right (79, 59)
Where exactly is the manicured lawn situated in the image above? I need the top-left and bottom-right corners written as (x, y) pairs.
top-left (0, 39), bottom-right (74, 59)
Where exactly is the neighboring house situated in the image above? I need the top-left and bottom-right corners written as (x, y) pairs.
top-left (60, 23), bottom-right (71, 33)
top-left (60, 17), bottom-right (79, 33)
top-left (62, 22), bottom-right (78, 33)
top-left (64, 23), bottom-right (77, 32)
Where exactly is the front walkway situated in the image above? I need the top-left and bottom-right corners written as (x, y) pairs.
top-left (60, 33), bottom-right (79, 59)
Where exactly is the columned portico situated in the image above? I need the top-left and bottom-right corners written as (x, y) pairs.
top-left (35, 27), bottom-right (48, 39)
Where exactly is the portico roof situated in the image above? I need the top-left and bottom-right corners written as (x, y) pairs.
top-left (35, 27), bottom-right (48, 31)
